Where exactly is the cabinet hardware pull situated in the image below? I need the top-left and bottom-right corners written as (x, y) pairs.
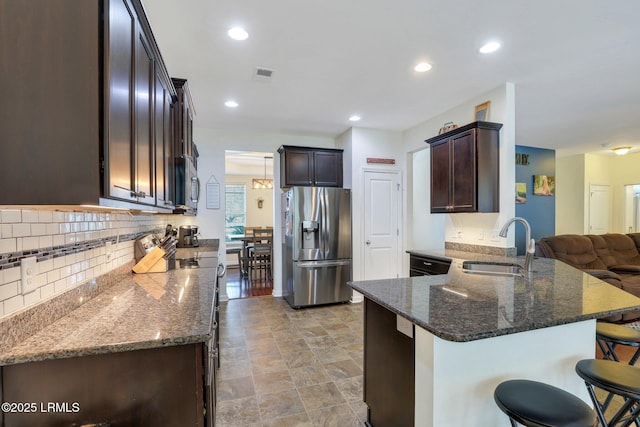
top-left (423, 262), bottom-right (432, 266)
top-left (114, 185), bottom-right (137, 198)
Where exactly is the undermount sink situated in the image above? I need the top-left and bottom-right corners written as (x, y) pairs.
top-left (462, 261), bottom-right (524, 277)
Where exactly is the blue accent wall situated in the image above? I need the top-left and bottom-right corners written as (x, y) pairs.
top-left (515, 146), bottom-right (555, 255)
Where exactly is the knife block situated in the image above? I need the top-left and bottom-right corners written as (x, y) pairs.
top-left (133, 247), bottom-right (169, 273)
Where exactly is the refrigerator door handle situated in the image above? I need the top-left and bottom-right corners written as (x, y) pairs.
top-left (296, 260), bottom-right (351, 268)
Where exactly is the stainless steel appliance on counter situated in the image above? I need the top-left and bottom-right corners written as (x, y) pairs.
top-left (174, 156), bottom-right (199, 214)
top-left (282, 187), bottom-right (352, 308)
top-left (177, 225), bottom-right (200, 248)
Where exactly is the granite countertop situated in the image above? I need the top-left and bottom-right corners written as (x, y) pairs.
top-left (0, 248), bottom-right (219, 366)
top-left (350, 249), bottom-right (640, 342)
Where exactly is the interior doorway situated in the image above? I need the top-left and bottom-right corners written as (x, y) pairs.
top-left (624, 184), bottom-right (640, 233)
top-left (224, 150), bottom-right (275, 299)
top-left (362, 169), bottom-right (402, 280)
top-left (589, 184), bottom-right (611, 234)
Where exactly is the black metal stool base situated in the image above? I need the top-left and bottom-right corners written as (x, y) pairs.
top-left (596, 322), bottom-right (640, 365)
top-left (494, 379), bottom-right (597, 427)
top-left (576, 359), bottom-right (640, 427)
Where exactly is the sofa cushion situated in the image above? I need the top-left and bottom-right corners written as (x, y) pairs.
top-left (586, 234), bottom-right (619, 268)
top-left (627, 233), bottom-right (640, 252)
top-left (599, 234), bottom-right (640, 267)
top-left (537, 235), bottom-right (608, 270)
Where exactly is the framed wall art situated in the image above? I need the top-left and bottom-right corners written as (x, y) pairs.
top-left (533, 175), bottom-right (554, 196)
top-left (516, 183), bottom-right (527, 204)
top-left (474, 101), bottom-right (491, 121)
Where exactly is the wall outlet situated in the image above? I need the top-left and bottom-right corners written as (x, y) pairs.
top-left (105, 241), bottom-right (113, 261)
top-left (20, 256), bottom-right (38, 294)
top-left (478, 230), bottom-right (485, 241)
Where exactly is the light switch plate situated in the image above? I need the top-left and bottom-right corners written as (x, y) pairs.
top-left (20, 256), bottom-right (38, 294)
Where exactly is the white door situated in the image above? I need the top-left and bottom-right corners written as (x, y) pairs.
top-left (363, 170), bottom-right (401, 280)
top-left (589, 184), bottom-right (611, 234)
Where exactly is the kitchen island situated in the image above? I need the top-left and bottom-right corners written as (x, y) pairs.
top-left (350, 249), bottom-right (640, 426)
top-left (0, 246), bottom-right (220, 426)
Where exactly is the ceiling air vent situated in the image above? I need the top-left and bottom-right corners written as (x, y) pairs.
top-left (254, 66), bottom-right (275, 82)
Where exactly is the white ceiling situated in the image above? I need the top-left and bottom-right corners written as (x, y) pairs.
top-left (143, 0), bottom-right (640, 158)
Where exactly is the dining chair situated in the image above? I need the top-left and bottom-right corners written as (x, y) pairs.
top-left (248, 228), bottom-right (273, 283)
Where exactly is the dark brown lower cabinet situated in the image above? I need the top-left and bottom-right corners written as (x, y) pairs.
top-left (1, 344), bottom-right (205, 427)
top-left (364, 298), bottom-right (414, 427)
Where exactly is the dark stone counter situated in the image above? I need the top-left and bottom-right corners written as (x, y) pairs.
top-left (350, 250), bottom-right (640, 342)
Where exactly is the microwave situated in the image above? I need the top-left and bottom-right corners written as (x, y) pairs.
top-left (174, 156), bottom-right (199, 214)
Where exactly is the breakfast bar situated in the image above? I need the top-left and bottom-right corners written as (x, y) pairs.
top-left (350, 250), bottom-right (640, 426)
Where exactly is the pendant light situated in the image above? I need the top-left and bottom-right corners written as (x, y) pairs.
top-left (252, 156), bottom-right (273, 189)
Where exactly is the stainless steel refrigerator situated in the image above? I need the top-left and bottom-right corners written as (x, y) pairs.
top-left (282, 187), bottom-right (352, 308)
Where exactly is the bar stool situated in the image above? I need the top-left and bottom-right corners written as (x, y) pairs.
top-left (494, 379), bottom-right (597, 427)
top-left (575, 359), bottom-right (640, 426)
top-left (596, 322), bottom-right (640, 365)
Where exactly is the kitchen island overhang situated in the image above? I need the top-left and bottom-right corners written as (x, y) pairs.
top-left (350, 253), bottom-right (640, 426)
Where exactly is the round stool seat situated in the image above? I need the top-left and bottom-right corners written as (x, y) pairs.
top-left (494, 379), bottom-right (597, 427)
top-left (596, 322), bottom-right (640, 346)
top-left (575, 359), bottom-right (640, 399)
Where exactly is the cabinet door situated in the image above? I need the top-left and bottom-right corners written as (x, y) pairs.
top-left (155, 70), bottom-right (174, 208)
top-left (429, 139), bottom-right (451, 213)
top-left (134, 28), bottom-right (156, 205)
top-left (313, 151), bottom-right (343, 187)
top-left (450, 130), bottom-right (476, 211)
top-left (106, 0), bottom-right (136, 202)
top-left (283, 149), bottom-right (314, 186)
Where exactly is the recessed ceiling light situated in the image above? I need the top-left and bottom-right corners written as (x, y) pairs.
top-left (228, 27), bottom-right (249, 41)
top-left (479, 41), bottom-right (501, 54)
top-left (349, 115), bottom-right (361, 122)
top-left (414, 62), bottom-right (432, 72)
top-left (224, 100), bottom-right (239, 108)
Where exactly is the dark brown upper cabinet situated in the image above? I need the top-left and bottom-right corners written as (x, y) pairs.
top-left (172, 78), bottom-right (196, 163)
top-left (0, 0), bottom-right (176, 211)
top-left (278, 146), bottom-right (343, 188)
top-left (426, 121), bottom-right (502, 213)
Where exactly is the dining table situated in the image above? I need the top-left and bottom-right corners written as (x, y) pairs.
top-left (230, 227), bottom-right (274, 277)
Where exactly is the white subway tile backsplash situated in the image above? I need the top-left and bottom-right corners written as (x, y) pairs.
top-left (38, 211), bottom-right (54, 223)
top-left (4, 268), bottom-right (20, 283)
top-left (1, 210), bottom-right (22, 223)
top-left (0, 282), bottom-right (18, 300)
top-left (41, 283), bottom-right (55, 299)
top-left (4, 294), bottom-right (24, 313)
top-left (0, 238), bottom-right (16, 253)
top-left (24, 289), bottom-right (41, 307)
top-left (1, 224), bottom-right (12, 238)
top-left (31, 223), bottom-right (47, 236)
top-left (22, 210), bottom-right (40, 223)
top-left (22, 236), bottom-right (40, 251)
top-left (12, 223), bottom-right (31, 238)
top-left (0, 208), bottom-right (178, 319)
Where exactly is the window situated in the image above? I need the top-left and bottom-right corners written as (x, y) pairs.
top-left (225, 184), bottom-right (246, 241)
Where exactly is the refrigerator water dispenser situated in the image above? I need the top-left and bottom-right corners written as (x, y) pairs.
top-left (301, 220), bottom-right (319, 249)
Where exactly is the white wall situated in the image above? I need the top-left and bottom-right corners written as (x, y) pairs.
top-left (344, 128), bottom-right (404, 282)
top-left (556, 155), bottom-right (586, 234)
top-left (402, 83), bottom-right (517, 250)
top-left (557, 152), bottom-right (640, 235)
top-left (225, 174), bottom-right (274, 228)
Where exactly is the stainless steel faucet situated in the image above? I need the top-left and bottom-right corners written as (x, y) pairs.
top-left (499, 217), bottom-right (535, 272)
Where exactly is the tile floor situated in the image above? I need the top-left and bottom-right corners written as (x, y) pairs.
top-left (215, 296), bottom-right (367, 427)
